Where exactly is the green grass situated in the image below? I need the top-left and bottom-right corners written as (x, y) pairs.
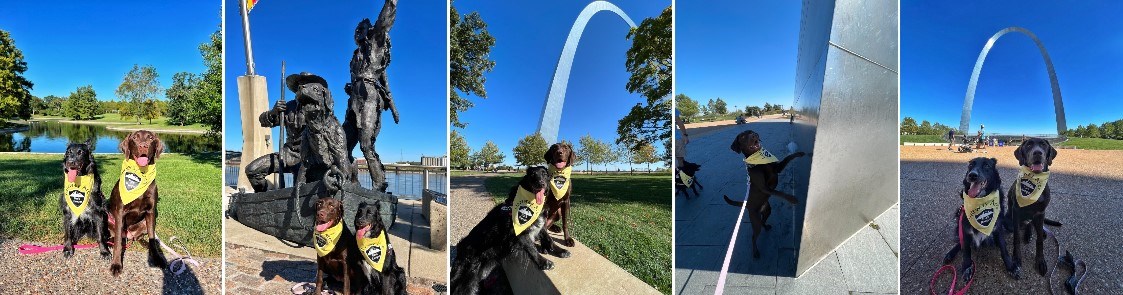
top-left (900, 134), bottom-right (947, 144)
top-left (0, 153), bottom-right (222, 257)
top-left (34, 114), bottom-right (209, 132)
top-left (1058, 137), bottom-right (1123, 150)
top-left (483, 173), bottom-right (672, 294)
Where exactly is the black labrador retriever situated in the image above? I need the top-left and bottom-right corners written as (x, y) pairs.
top-left (451, 167), bottom-right (555, 295)
top-left (943, 157), bottom-right (1019, 280)
top-left (676, 160), bottom-right (704, 199)
top-left (1007, 138), bottom-right (1063, 277)
top-left (721, 130), bottom-right (805, 258)
top-left (354, 201), bottom-right (407, 295)
top-left (60, 139), bottom-right (111, 259)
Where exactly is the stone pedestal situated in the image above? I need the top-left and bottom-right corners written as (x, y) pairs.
top-left (237, 75), bottom-right (273, 190)
top-left (424, 191), bottom-right (447, 250)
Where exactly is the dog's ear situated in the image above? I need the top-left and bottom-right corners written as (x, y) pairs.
top-left (730, 134), bottom-right (742, 153)
top-left (153, 134), bottom-right (164, 160)
top-left (119, 134), bottom-right (131, 159)
top-left (1046, 141), bottom-right (1057, 166)
top-left (566, 146), bottom-right (576, 167)
top-left (543, 144), bottom-right (556, 164)
top-left (84, 138), bottom-right (92, 147)
top-left (1013, 141), bottom-right (1027, 166)
top-left (989, 158), bottom-right (998, 166)
top-left (86, 146), bottom-right (97, 172)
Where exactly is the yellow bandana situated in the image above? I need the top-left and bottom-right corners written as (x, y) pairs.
top-left (118, 159), bottom-right (156, 205)
top-left (356, 229), bottom-right (389, 272)
top-left (64, 174), bottom-right (95, 219)
top-left (512, 186), bottom-right (544, 236)
top-left (313, 220), bottom-right (344, 257)
top-left (548, 166), bottom-right (572, 199)
top-left (962, 190), bottom-right (1001, 236)
top-left (677, 170), bottom-right (693, 186)
top-left (1014, 166), bottom-right (1050, 208)
top-left (744, 149), bottom-right (779, 166)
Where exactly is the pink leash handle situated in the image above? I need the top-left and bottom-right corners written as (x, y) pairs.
top-left (154, 235), bottom-right (201, 276)
top-left (18, 243), bottom-right (97, 255)
top-left (930, 209), bottom-right (973, 295)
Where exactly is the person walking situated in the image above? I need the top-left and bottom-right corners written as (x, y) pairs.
top-left (947, 129), bottom-right (956, 150)
top-left (676, 108), bottom-right (689, 167)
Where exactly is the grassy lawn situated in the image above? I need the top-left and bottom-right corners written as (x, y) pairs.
top-left (34, 114), bottom-right (209, 133)
top-left (900, 134), bottom-right (947, 144)
top-left (483, 173), bottom-right (671, 294)
top-left (0, 153), bottom-right (222, 257)
top-left (1059, 137), bottom-right (1123, 150)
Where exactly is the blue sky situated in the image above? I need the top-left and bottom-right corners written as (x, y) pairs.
top-left (903, 1), bottom-right (1123, 135)
top-left (676, 0), bottom-right (801, 113)
top-left (224, 0), bottom-right (447, 161)
top-left (453, 0), bottom-right (669, 169)
top-left (0, 1), bottom-right (217, 100)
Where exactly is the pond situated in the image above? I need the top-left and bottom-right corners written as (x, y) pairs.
top-left (0, 120), bottom-right (220, 153)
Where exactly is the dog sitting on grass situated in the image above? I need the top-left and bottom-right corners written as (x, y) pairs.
top-left (60, 139), bottom-right (111, 259)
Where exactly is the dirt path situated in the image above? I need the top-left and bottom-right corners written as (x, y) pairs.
top-left (0, 238), bottom-right (220, 293)
top-left (449, 175), bottom-right (497, 245)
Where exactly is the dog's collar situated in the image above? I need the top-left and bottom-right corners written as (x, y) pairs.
top-left (1014, 166), bottom-right (1050, 207)
top-left (313, 220), bottom-right (344, 257)
top-left (547, 166), bottom-right (572, 199)
top-left (63, 174), bottom-right (95, 219)
top-left (962, 190), bottom-right (1001, 236)
top-left (356, 229), bottom-right (389, 272)
top-left (512, 186), bottom-right (544, 236)
top-left (118, 159), bottom-right (156, 205)
top-left (744, 148), bottom-right (779, 167)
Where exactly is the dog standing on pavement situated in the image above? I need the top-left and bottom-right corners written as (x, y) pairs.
top-left (943, 157), bottom-right (1020, 280)
top-left (354, 201), bottom-right (407, 295)
top-left (1007, 138), bottom-right (1063, 277)
top-left (676, 160), bottom-right (704, 199)
top-left (313, 197), bottom-right (365, 295)
top-left (60, 139), bottom-right (111, 259)
top-left (543, 142), bottom-right (576, 250)
top-left (721, 130), bottom-right (805, 258)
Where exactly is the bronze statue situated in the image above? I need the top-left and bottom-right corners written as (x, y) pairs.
top-left (289, 72), bottom-right (353, 197)
top-left (343, 0), bottom-right (399, 192)
top-left (245, 97), bottom-right (303, 193)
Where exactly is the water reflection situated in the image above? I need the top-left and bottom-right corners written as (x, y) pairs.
top-left (1, 120), bottom-right (219, 153)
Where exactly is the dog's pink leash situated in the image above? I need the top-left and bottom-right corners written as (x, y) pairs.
top-left (930, 209), bottom-right (973, 295)
top-left (154, 235), bottom-right (201, 276)
top-left (713, 177), bottom-right (751, 295)
top-left (18, 243), bottom-right (98, 255)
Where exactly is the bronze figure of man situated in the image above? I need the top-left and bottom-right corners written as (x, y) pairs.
top-left (343, 0), bottom-right (399, 192)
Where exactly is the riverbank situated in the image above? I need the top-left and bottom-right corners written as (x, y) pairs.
top-left (31, 115), bottom-right (210, 134)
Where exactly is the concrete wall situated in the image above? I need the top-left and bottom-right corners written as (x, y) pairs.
top-left (791, 0), bottom-right (899, 277)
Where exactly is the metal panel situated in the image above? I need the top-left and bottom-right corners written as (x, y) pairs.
top-left (791, 0), bottom-right (899, 277)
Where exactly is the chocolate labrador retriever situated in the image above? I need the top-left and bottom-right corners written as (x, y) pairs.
top-left (943, 157), bottom-right (1019, 280)
top-left (1007, 138), bottom-right (1063, 277)
top-left (721, 130), bottom-right (805, 258)
top-left (60, 139), bottom-right (111, 259)
top-left (543, 142), bottom-right (576, 249)
top-left (314, 197), bottom-right (365, 295)
top-left (108, 130), bottom-right (168, 276)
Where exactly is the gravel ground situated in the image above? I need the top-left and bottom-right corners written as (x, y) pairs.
top-left (225, 244), bottom-right (445, 295)
top-left (0, 238), bottom-right (220, 293)
top-left (900, 146), bottom-right (1123, 294)
top-left (449, 175), bottom-right (498, 246)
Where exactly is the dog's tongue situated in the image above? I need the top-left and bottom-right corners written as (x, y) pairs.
top-left (1031, 163), bottom-right (1044, 173)
top-left (67, 169), bottom-right (78, 182)
top-left (967, 183), bottom-right (982, 198)
top-left (555, 162), bottom-right (567, 169)
top-left (136, 156), bottom-right (150, 167)
top-left (315, 221), bottom-right (333, 232)
top-left (357, 225), bottom-right (371, 239)
top-left (535, 189), bottom-right (544, 205)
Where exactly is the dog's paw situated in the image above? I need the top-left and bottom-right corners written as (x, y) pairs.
top-left (110, 263), bottom-right (123, 277)
top-left (548, 224), bottom-right (562, 233)
top-left (763, 224), bottom-right (773, 231)
top-left (100, 249), bottom-right (111, 260)
top-left (62, 247), bottom-right (74, 258)
top-left (1010, 265), bottom-right (1023, 280)
top-left (562, 238), bottom-right (575, 247)
top-left (960, 265), bottom-right (974, 282)
top-left (1035, 259), bottom-right (1047, 276)
top-left (539, 259), bottom-right (554, 271)
top-left (553, 248), bottom-right (571, 259)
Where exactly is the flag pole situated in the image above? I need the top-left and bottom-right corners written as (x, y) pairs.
top-left (239, 0), bottom-right (256, 75)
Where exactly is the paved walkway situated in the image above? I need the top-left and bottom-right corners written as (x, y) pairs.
top-left (900, 146), bottom-right (1123, 294)
top-left (223, 189), bottom-right (448, 294)
top-left (675, 119), bottom-right (899, 294)
top-left (450, 175), bottom-right (660, 294)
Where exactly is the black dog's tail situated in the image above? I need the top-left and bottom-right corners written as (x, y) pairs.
top-left (723, 195), bottom-right (743, 206)
top-left (1045, 218), bottom-right (1062, 227)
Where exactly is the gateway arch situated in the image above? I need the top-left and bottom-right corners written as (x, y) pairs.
top-left (960, 27), bottom-right (1067, 136)
top-left (536, 1), bottom-right (637, 144)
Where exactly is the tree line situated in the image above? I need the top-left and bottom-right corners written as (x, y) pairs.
top-left (0, 28), bottom-right (222, 133)
top-left (1064, 119), bottom-right (1123, 140)
top-left (451, 130), bottom-right (663, 172)
top-left (675, 94), bottom-right (787, 119)
top-left (899, 117), bottom-right (955, 135)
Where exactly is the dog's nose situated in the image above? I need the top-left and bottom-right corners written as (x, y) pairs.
top-left (967, 172), bottom-right (978, 181)
top-left (1033, 150), bottom-right (1043, 156)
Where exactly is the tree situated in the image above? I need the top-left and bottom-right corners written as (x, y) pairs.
top-left (166, 72), bottom-right (198, 126)
top-left (42, 95), bottom-right (64, 116)
top-left (192, 29), bottom-right (223, 134)
top-left (63, 85), bottom-right (99, 120)
top-left (613, 143), bottom-right (635, 172)
top-left (632, 143), bottom-right (658, 171)
top-left (115, 64), bottom-right (161, 124)
top-left (450, 2), bottom-right (496, 129)
top-left (1101, 123), bottom-right (1115, 140)
top-left (763, 102), bottom-right (773, 112)
top-left (675, 94), bottom-right (699, 118)
top-left (450, 130), bottom-right (471, 169)
top-left (578, 135), bottom-right (611, 172)
top-left (745, 106), bottom-right (762, 117)
top-left (473, 140), bottom-right (504, 169)
top-left (1086, 124), bottom-right (1102, 138)
top-left (0, 30), bottom-right (34, 121)
top-left (900, 117), bottom-right (918, 135)
top-left (919, 120), bottom-right (933, 135)
top-left (712, 98), bottom-right (728, 115)
top-left (512, 132), bottom-right (548, 169)
top-left (142, 99), bottom-right (162, 124)
top-left (617, 6), bottom-right (672, 157)
top-left (1074, 125), bottom-right (1086, 138)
